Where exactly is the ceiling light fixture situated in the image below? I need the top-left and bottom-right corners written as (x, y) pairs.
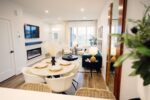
top-left (80, 8), bottom-right (85, 12)
top-left (44, 10), bottom-right (49, 14)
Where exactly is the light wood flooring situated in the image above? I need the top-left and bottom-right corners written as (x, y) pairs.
top-left (108, 73), bottom-right (114, 93)
top-left (0, 72), bottom-right (107, 95)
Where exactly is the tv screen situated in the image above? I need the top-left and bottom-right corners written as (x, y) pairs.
top-left (24, 24), bottom-right (39, 39)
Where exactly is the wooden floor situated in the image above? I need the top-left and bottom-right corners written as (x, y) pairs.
top-left (0, 72), bottom-right (107, 95)
top-left (0, 74), bottom-right (25, 89)
top-left (108, 72), bottom-right (114, 93)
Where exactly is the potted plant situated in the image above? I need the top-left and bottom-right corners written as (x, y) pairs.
top-left (89, 36), bottom-right (97, 46)
top-left (113, 5), bottom-right (150, 99)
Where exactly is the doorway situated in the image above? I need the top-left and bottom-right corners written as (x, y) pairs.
top-left (0, 18), bottom-right (15, 82)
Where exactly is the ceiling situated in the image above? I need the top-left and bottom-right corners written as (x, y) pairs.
top-left (11, 0), bottom-right (106, 23)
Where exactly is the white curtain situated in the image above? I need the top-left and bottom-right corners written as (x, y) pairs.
top-left (67, 21), bottom-right (97, 48)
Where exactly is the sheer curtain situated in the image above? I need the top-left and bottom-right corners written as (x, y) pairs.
top-left (68, 21), bottom-right (96, 48)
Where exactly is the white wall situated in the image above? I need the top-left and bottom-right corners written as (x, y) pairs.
top-left (49, 23), bottom-right (65, 44)
top-left (0, 0), bottom-right (26, 75)
top-left (23, 13), bottom-right (50, 66)
top-left (41, 23), bottom-right (66, 56)
top-left (0, 0), bottom-right (50, 74)
top-left (120, 0), bottom-right (150, 100)
top-left (97, 0), bottom-right (111, 80)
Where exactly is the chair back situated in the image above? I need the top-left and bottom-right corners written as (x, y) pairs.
top-left (22, 67), bottom-right (45, 83)
top-left (75, 88), bottom-right (116, 100)
top-left (45, 73), bottom-right (74, 92)
top-left (20, 83), bottom-right (52, 93)
top-left (72, 62), bottom-right (80, 75)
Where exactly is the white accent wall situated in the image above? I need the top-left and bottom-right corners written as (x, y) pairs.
top-left (23, 13), bottom-right (50, 66)
top-left (0, 0), bottom-right (50, 75)
top-left (97, 0), bottom-right (111, 80)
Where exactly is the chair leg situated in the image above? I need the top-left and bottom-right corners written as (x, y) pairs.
top-left (72, 82), bottom-right (77, 90)
top-left (73, 79), bottom-right (78, 86)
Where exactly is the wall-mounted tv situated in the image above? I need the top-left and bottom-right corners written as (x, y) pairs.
top-left (24, 24), bottom-right (40, 39)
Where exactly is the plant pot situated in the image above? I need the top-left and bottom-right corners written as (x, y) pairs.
top-left (137, 76), bottom-right (150, 100)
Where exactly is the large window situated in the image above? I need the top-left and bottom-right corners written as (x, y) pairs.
top-left (70, 22), bottom-right (96, 47)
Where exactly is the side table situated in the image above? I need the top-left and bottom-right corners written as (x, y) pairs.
top-left (85, 59), bottom-right (99, 77)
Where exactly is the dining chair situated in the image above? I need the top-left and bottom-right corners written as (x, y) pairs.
top-left (75, 88), bottom-right (116, 100)
top-left (22, 67), bottom-right (45, 83)
top-left (20, 83), bottom-right (52, 93)
top-left (72, 61), bottom-right (80, 90)
top-left (45, 73), bottom-right (74, 93)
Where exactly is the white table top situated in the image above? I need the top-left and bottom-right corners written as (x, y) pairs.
top-left (29, 59), bottom-right (75, 76)
top-left (0, 87), bottom-right (109, 100)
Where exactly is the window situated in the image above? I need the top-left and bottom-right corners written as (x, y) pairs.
top-left (70, 23), bottom-right (95, 47)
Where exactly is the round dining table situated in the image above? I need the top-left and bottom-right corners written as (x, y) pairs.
top-left (29, 59), bottom-right (75, 76)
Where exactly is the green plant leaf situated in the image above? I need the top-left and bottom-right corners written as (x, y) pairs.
top-left (128, 19), bottom-right (142, 24)
top-left (136, 46), bottom-right (150, 56)
top-left (132, 61), bottom-right (142, 69)
top-left (114, 53), bottom-right (132, 67)
top-left (122, 33), bottom-right (142, 48)
top-left (142, 73), bottom-right (150, 86)
top-left (129, 70), bottom-right (137, 76)
top-left (111, 34), bottom-right (122, 38)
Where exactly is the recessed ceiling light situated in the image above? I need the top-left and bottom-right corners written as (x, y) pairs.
top-left (44, 10), bottom-right (49, 13)
top-left (80, 8), bottom-right (85, 12)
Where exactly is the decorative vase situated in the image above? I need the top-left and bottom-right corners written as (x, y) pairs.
top-left (137, 76), bottom-right (150, 100)
top-left (51, 56), bottom-right (56, 66)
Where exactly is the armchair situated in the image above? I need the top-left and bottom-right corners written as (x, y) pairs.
top-left (82, 51), bottom-right (102, 73)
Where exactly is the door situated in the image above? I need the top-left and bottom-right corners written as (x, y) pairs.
top-left (0, 18), bottom-right (15, 82)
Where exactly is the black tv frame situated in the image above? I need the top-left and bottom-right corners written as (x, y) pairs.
top-left (24, 24), bottom-right (40, 39)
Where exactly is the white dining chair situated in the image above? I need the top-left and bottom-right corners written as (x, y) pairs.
top-left (22, 67), bottom-right (45, 83)
top-left (62, 61), bottom-right (80, 90)
top-left (45, 73), bottom-right (74, 93)
top-left (71, 61), bottom-right (80, 90)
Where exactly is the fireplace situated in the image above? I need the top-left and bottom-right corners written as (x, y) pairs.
top-left (27, 48), bottom-right (42, 60)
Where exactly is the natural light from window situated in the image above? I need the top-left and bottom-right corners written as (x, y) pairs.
top-left (70, 26), bottom-right (95, 47)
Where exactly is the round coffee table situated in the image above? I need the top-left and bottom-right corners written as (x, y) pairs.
top-left (62, 54), bottom-right (78, 61)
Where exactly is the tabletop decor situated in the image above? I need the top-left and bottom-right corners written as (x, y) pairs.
top-left (43, 41), bottom-right (62, 66)
top-left (59, 60), bottom-right (71, 66)
top-left (49, 65), bottom-right (62, 72)
top-left (33, 63), bottom-right (48, 69)
top-left (42, 59), bottom-right (51, 64)
top-left (89, 46), bottom-right (98, 62)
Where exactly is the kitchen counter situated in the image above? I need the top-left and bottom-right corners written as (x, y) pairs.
top-left (0, 87), bottom-right (110, 100)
